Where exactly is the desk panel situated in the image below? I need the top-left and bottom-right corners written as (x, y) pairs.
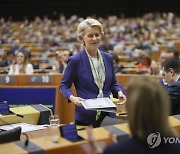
top-left (0, 74), bottom-right (163, 124)
top-left (0, 115), bottom-right (179, 154)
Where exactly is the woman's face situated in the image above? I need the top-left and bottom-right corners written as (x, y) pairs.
top-left (16, 52), bottom-right (25, 64)
top-left (82, 26), bottom-right (101, 52)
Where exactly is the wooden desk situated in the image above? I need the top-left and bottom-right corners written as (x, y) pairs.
top-left (0, 115), bottom-right (179, 154)
top-left (0, 74), bottom-right (163, 124)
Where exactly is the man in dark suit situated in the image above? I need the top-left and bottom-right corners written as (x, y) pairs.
top-left (0, 50), bottom-right (15, 67)
top-left (163, 57), bottom-right (180, 115)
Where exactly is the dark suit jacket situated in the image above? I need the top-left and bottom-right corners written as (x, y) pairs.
top-left (166, 78), bottom-right (180, 115)
top-left (104, 137), bottom-right (180, 154)
top-left (60, 49), bottom-right (124, 125)
top-left (0, 60), bottom-right (8, 67)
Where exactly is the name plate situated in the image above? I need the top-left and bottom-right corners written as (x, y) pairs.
top-left (29, 75), bottom-right (52, 83)
top-left (0, 76), bottom-right (14, 84)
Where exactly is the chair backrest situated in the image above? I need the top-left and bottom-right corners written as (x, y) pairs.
top-left (100, 116), bottom-right (127, 127)
top-left (0, 126), bottom-right (21, 144)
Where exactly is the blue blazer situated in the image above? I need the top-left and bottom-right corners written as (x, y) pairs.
top-left (104, 137), bottom-right (180, 154)
top-left (60, 49), bottom-right (124, 125)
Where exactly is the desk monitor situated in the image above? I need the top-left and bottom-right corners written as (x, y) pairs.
top-left (59, 123), bottom-right (84, 142)
top-left (0, 101), bottom-right (13, 115)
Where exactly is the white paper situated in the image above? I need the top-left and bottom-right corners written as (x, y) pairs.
top-left (85, 99), bottom-right (109, 107)
top-left (0, 123), bottom-right (47, 133)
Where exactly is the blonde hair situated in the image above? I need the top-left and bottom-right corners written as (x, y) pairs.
top-left (77, 18), bottom-right (104, 42)
top-left (16, 51), bottom-right (28, 73)
top-left (126, 77), bottom-right (174, 142)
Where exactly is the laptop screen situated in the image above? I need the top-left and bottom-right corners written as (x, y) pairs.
top-left (60, 124), bottom-right (78, 140)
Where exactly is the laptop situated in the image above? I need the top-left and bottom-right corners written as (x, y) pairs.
top-left (59, 123), bottom-right (84, 142)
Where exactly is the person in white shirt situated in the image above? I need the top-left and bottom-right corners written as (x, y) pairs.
top-left (51, 52), bottom-right (67, 74)
top-left (8, 51), bottom-right (34, 75)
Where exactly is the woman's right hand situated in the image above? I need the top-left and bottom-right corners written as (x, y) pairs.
top-left (86, 126), bottom-right (118, 154)
top-left (69, 95), bottom-right (84, 106)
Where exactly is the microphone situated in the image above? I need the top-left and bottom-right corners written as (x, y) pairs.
top-left (0, 110), bottom-right (28, 146)
top-left (16, 114), bottom-right (24, 118)
top-left (9, 111), bottom-right (24, 118)
top-left (22, 133), bottom-right (29, 146)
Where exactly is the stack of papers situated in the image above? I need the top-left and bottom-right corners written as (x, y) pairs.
top-left (81, 97), bottom-right (117, 113)
top-left (0, 123), bottom-right (47, 133)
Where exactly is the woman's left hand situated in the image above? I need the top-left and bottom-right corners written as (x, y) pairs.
top-left (117, 91), bottom-right (126, 105)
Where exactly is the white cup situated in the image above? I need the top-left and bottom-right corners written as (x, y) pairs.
top-left (49, 115), bottom-right (60, 127)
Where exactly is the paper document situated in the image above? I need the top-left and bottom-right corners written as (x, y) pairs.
top-left (0, 123), bottom-right (47, 133)
top-left (81, 97), bottom-right (117, 113)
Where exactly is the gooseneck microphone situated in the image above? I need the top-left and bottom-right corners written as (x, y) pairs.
top-left (9, 111), bottom-right (24, 118)
top-left (22, 133), bottom-right (29, 146)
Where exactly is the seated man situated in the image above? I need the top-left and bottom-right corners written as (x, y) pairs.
top-left (163, 57), bottom-right (180, 115)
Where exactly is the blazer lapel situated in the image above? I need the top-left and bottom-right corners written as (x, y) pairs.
top-left (101, 52), bottom-right (107, 82)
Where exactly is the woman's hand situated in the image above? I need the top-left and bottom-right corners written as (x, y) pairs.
top-left (69, 95), bottom-right (84, 106)
top-left (117, 91), bottom-right (126, 105)
top-left (86, 126), bottom-right (117, 154)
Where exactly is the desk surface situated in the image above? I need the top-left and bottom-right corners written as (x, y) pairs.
top-left (0, 115), bottom-right (179, 154)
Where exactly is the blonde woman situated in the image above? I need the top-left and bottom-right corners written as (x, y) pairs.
top-left (60, 18), bottom-right (126, 127)
top-left (88, 77), bottom-right (180, 154)
top-left (8, 51), bottom-right (34, 74)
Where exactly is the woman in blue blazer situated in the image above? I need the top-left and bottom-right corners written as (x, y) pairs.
top-left (60, 18), bottom-right (126, 127)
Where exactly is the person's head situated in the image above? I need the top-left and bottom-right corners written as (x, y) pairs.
top-left (140, 54), bottom-right (151, 67)
top-left (126, 77), bottom-right (174, 142)
top-left (159, 50), bottom-right (174, 67)
top-left (5, 50), bottom-right (15, 64)
top-left (112, 55), bottom-right (119, 68)
top-left (159, 51), bottom-right (169, 66)
top-left (56, 52), bottom-right (65, 64)
top-left (14, 39), bottom-right (20, 47)
top-left (163, 57), bottom-right (180, 84)
top-left (16, 51), bottom-right (27, 65)
top-left (63, 50), bottom-right (70, 63)
top-left (15, 51), bottom-right (29, 73)
top-left (77, 18), bottom-right (104, 52)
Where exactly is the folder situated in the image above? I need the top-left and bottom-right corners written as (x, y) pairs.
top-left (81, 97), bottom-right (117, 113)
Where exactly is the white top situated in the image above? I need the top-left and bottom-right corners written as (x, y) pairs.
top-left (8, 63), bottom-right (34, 75)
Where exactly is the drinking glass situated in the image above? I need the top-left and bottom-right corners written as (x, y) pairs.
top-left (49, 115), bottom-right (60, 127)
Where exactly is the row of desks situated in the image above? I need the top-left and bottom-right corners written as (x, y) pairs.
top-left (0, 115), bottom-right (179, 154)
top-left (0, 74), bottom-right (162, 124)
